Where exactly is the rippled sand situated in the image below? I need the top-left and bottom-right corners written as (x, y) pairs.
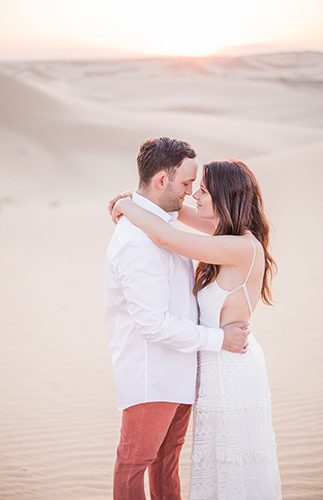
top-left (0, 53), bottom-right (323, 499)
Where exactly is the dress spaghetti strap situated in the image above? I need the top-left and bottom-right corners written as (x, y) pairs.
top-left (227, 238), bottom-right (256, 316)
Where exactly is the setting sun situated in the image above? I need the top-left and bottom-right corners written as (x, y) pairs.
top-left (1, 0), bottom-right (322, 58)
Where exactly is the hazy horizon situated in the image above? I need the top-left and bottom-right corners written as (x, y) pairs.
top-left (1, 43), bottom-right (323, 63)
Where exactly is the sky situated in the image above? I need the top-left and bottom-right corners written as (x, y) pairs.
top-left (1, 0), bottom-right (323, 59)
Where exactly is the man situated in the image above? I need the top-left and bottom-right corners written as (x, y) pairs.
top-left (104, 137), bottom-right (249, 500)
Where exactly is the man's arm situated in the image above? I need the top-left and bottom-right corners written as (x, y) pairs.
top-left (115, 237), bottom-right (249, 353)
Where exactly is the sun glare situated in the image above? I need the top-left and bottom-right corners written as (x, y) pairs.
top-left (1, 0), bottom-right (323, 57)
top-left (131, 0), bottom-right (274, 57)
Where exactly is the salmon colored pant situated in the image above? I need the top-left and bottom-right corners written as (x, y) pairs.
top-left (113, 401), bottom-right (192, 500)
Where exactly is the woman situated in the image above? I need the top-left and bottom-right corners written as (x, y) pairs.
top-left (111, 159), bottom-right (281, 500)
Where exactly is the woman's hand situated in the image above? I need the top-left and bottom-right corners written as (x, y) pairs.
top-left (108, 189), bottom-right (134, 216)
top-left (111, 197), bottom-right (133, 225)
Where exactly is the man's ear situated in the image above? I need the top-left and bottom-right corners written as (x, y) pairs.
top-left (154, 172), bottom-right (169, 191)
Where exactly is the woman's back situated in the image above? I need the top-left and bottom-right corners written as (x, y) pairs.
top-left (212, 235), bottom-right (265, 327)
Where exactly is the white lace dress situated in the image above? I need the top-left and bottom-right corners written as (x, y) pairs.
top-left (189, 243), bottom-right (281, 500)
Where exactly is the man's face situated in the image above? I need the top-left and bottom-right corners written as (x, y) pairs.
top-left (160, 157), bottom-right (198, 212)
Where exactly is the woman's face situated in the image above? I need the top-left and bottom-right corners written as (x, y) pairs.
top-left (193, 180), bottom-right (218, 222)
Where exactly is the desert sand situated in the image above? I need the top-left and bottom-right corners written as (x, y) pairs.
top-left (0, 52), bottom-right (323, 499)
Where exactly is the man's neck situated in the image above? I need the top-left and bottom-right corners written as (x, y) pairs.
top-left (136, 187), bottom-right (161, 209)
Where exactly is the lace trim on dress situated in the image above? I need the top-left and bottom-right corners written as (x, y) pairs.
top-left (192, 440), bottom-right (277, 467)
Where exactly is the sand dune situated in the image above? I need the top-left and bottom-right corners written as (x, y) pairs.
top-left (0, 53), bottom-right (323, 499)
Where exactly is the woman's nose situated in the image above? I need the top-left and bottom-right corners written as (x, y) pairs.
top-left (192, 190), bottom-right (199, 200)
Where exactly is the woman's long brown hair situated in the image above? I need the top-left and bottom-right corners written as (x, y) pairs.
top-left (193, 160), bottom-right (277, 305)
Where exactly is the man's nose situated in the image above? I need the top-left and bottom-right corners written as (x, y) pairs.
top-left (185, 184), bottom-right (193, 195)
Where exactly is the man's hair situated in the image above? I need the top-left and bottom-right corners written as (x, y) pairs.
top-left (137, 137), bottom-right (196, 188)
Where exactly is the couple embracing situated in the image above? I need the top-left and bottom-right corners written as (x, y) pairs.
top-left (104, 137), bottom-right (281, 500)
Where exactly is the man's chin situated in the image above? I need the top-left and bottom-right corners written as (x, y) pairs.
top-left (176, 199), bottom-right (185, 211)
top-left (167, 202), bottom-right (183, 212)
top-left (162, 197), bottom-right (184, 212)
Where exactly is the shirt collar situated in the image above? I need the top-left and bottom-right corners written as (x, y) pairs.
top-left (133, 191), bottom-right (178, 227)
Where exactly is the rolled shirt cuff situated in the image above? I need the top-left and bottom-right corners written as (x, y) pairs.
top-left (205, 327), bottom-right (224, 352)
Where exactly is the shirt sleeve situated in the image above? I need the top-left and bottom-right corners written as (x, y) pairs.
top-left (114, 237), bottom-right (224, 353)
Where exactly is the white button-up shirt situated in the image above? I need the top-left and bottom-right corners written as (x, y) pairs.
top-left (104, 192), bottom-right (224, 410)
